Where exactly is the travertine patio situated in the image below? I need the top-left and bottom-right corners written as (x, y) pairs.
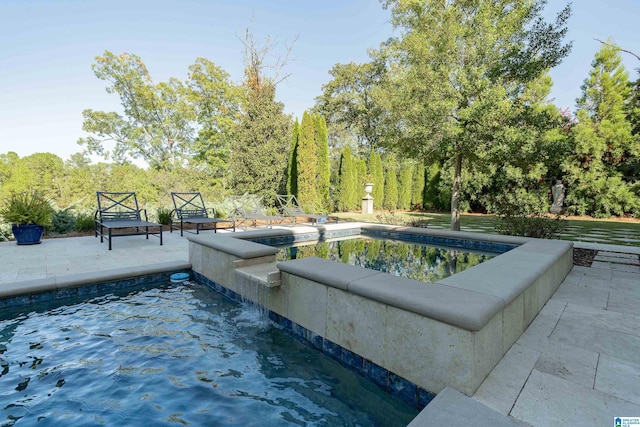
top-left (1, 228), bottom-right (639, 426)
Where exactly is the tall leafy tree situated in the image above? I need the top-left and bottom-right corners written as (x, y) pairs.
top-left (297, 111), bottom-right (319, 210)
top-left (315, 60), bottom-right (389, 153)
top-left (314, 114), bottom-right (331, 212)
top-left (563, 42), bottom-right (639, 217)
top-left (186, 58), bottom-right (242, 182)
top-left (78, 51), bottom-right (197, 171)
top-left (379, 0), bottom-right (572, 229)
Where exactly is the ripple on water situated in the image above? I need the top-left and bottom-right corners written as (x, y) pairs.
top-left (0, 282), bottom-right (418, 426)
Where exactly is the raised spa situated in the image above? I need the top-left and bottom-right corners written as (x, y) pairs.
top-left (187, 222), bottom-right (573, 405)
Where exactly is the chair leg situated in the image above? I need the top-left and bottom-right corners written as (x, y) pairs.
top-left (108, 229), bottom-right (112, 250)
top-left (159, 226), bottom-right (163, 246)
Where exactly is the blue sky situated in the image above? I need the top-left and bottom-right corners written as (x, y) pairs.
top-left (1, 0), bottom-right (639, 162)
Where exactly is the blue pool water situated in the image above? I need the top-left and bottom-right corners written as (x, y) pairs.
top-left (0, 282), bottom-right (418, 426)
top-left (276, 236), bottom-right (496, 283)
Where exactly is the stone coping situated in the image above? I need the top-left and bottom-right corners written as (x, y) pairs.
top-left (196, 222), bottom-right (572, 332)
top-left (187, 234), bottom-right (279, 258)
top-left (440, 239), bottom-right (573, 306)
top-left (277, 257), bottom-right (503, 331)
top-left (0, 260), bottom-right (191, 299)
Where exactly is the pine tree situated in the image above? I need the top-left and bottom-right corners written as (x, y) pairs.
top-left (398, 161), bottom-right (413, 210)
top-left (297, 111), bottom-right (319, 211)
top-left (314, 114), bottom-right (331, 212)
top-left (370, 152), bottom-right (384, 210)
top-left (231, 82), bottom-right (290, 206)
top-left (562, 41), bottom-right (639, 217)
top-left (337, 146), bottom-right (358, 211)
top-left (383, 157), bottom-right (398, 210)
top-left (287, 119), bottom-right (300, 197)
top-left (411, 161), bottom-right (425, 209)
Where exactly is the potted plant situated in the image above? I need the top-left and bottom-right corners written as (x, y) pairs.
top-left (0, 192), bottom-right (55, 245)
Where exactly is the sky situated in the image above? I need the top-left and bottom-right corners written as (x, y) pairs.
top-left (1, 0), bottom-right (639, 163)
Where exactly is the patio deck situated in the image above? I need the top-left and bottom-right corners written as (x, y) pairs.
top-left (1, 228), bottom-right (639, 426)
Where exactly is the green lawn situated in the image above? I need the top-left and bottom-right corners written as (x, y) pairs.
top-left (332, 211), bottom-right (640, 247)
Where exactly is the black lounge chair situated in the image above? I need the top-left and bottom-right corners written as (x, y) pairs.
top-left (230, 196), bottom-right (291, 230)
top-left (95, 192), bottom-right (163, 250)
top-left (276, 195), bottom-right (338, 225)
top-left (170, 192), bottom-right (235, 236)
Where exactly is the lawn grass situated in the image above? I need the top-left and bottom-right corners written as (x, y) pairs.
top-left (332, 210), bottom-right (640, 247)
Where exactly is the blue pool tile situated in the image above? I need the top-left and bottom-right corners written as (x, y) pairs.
top-left (54, 287), bottom-right (78, 300)
top-left (77, 284), bottom-right (99, 298)
top-left (341, 349), bottom-right (364, 373)
top-left (31, 291), bottom-right (54, 304)
top-left (307, 331), bottom-right (324, 350)
top-left (4, 295), bottom-right (31, 308)
top-left (97, 281), bottom-right (118, 293)
top-left (389, 373), bottom-right (418, 407)
top-left (291, 322), bottom-right (306, 341)
top-left (323, 339), bottom-right (342, 362)
top-left (418, 388), bottom-right (437, 409)
top-left (363, 360), bottom-right (389, 391)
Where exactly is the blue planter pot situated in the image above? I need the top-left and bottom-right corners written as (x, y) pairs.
top-left (12, 224), bottom-right (45, 245)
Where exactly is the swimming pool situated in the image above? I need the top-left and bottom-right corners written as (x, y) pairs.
top-left (275, 236), bottom-right (495, 283)
top-left (0, 280), bottom-right (418, 426)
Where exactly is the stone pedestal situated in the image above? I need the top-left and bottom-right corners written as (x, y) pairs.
top-left (362, 196), bottom-right (373, 214)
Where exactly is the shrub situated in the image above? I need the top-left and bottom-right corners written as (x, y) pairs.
top-left (0, 192), bottom-right (55, 226)
top-left (51, 210), bottom-right (77, 234)
top-left (495, 214), bottom-right (566, 239)
top-left (156, 207), bottom-right (172, 225)
top-left (75, 212), bottom-right (96, 232)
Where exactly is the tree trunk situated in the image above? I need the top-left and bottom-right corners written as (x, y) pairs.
top-left (450, 151), bottom-right (462, 231)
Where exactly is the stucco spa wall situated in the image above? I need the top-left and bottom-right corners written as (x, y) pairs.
top-left (187, 223), bottom-right (573, 396)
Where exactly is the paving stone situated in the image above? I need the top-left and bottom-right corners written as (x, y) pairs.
top-left (595, 354), bottom-right (640, 406)
top-left (551, 317), bottom-right (640, 366)
top-left (561, 304), bottom-right (640, 337)
top-left (511, 370), bottom-right (640, 427)
top-left (598, 252), bottom-right (639, 261)
top-left (410, 387), bottom-right (528, 427)
top-left (533, 341), bottom-right (598, 389)
top-left (594, 255), bottom-right (640, 266)
top-left (473, 344), bottom-right (541, 415)
top-left (551, 282), bottom-right (610, 310)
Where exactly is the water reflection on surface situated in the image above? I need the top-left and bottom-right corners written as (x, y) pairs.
top-left (277, 237), bottom-right (496, 283)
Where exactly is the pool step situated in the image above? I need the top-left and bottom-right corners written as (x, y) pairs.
top-left (235, 262), bottom-right (281, 288)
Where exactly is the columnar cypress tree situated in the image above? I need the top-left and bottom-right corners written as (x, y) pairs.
top-left (356, 158), bottom-right (367, 197)
top-left (314, 114), bottom-right (331, 212)
top-left (383, 158), bottom-right (398, 210)
top-left (411, 161), bottom-right (425, 209)
top-left (398, 161), bottom-right (413, 210)
top-left (296, 111), bottom-right (318, 211)
top-left (337, 146), bottom-right (358, 211)
top-left (370, 152), bottom-right (384, 209)
top-left (287, 119), bottom-right (300, 197)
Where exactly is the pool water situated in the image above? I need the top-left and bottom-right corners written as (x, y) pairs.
top-left (0, 282), bottom-right (418, 426)
top-left (276, 236), bottom-right (496, 283)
